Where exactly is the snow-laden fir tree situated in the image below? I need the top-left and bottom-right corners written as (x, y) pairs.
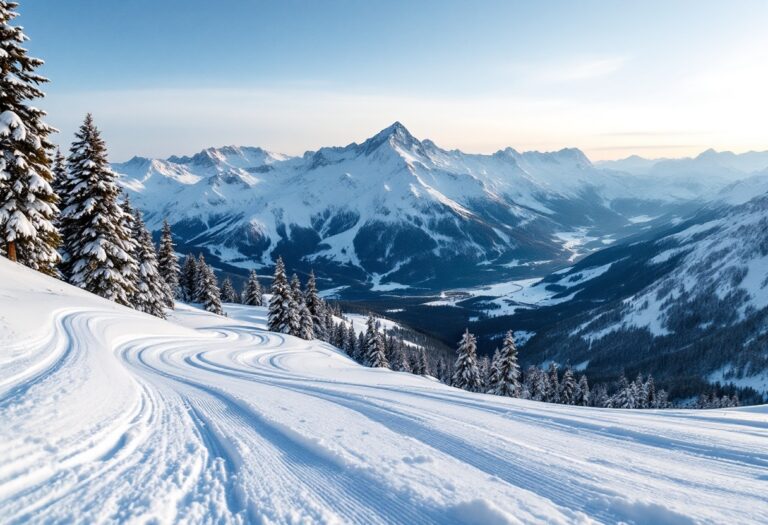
top-left (220, 276), bottom-right (238, 303)
top-left (342, 324), bottom-right (356, 356)
top-left (129, 210), bottom-right (169, 318)
top-left (575, 375), bottom-right (590, 406)
top-left (547, 363), bottom-right (560, 403)
top-left (391, 340), bottom-right (410, 372)
top-left (417, 348), bottom-right (429, 376)
top-left (609, 374), bottom-right (630, 408)
top-left (156, 219), bottom-right (179, 304)
top-left (60, 115), bottom-right (137, 305)
top-left (241, 269), bottom-right (263, 306)
top-left (354, 331), bottom-right (366, 363)
top-left (452, 329), bottom-right (482, 392)
top-left (487, 348), bottom-right (500, 393)
top-left (197, 261), bottom-right (222, 314)
top-left (364, 314), bottom-right (389, 368)
top-left (304, 270), bottom-right (325, 340)
top-left (179, 254), bottom-right (197, 301)
top-left (560, 365), bottom-right (577, 405)
top-left (0, 2), bottom-right (60, 275)
top-left (194, 254), bottom-right (208, 302)
top-left (50, 148), bottom-right (66, 226)
top-left (299, 302), bottom-right (314, 340)
top-left (491, 331), bottom-right (521, 397)
top-left (268, 257), bottom-right (298, 334)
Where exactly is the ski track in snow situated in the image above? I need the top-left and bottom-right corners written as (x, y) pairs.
top-left (1, 261), bottom-right (768, 524)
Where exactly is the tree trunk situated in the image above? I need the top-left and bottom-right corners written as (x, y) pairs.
top-left (7, 241), bottom-right (17, 262)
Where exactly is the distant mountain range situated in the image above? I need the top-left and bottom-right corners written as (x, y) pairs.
top-left (115, 123), bottom-right (768, 292)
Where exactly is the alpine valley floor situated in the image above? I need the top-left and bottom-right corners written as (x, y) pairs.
top-left (0, 258), bottom-right (766, 525)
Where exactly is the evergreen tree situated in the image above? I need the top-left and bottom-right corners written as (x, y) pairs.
top-left (304, 270), bottom-right (325, 340)
top-left (198, 262), bottom-right (223, 315)
top-left (0, 2), bottom-right (60, 275)
top-left (575, 375), bottom-right (590, 406)
top-left (560, 365), bottom-right (577, 405)
top-left (610, 374), bottom-right (631, 408)
top-left (60, 115), bottom-right (137, 305)
top-left (644, 375), bottom-right (657, 409)
top-left (354, 330), bottom-right (366, 363)
top-left (242, 269), bottom-right (263, 306)
top-left (435, 358), bottom-right (446, 383)
top-left (50, 148), bottom-right (66, 226)
top-left (364, 314), bottom-right (389, 368)
top-left (341, 323), bottom-right (355, 355)
top-left (268, 257), bottom-right (298, 334)
top-left (194, 253), bottom-right (208, 302)
top-left (492, 331), bottom-right (521, 397)
top-left (130, 210), bottom-right (169, 318)
top-left (417, 348), bottom-right (429, 376)
top-left (547, 363), bottom-right (561, 403)
top-left (299, 302), bottom-right (314, 340)
top-left (156, 219), bottom-right (179, 304)
top-left (452, 329), bottom-right (482, 392)
top-left (220, 276), bottom-right (238, 303)
top-left (179, 254), bottom-right (198, 302)
top-left (487, 348), bottom-right (501, 393)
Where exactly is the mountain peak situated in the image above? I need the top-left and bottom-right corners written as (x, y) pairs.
top-left (359, 121), bottom-right (421, 155)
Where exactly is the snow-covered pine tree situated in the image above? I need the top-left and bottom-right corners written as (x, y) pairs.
top-left (0, 2), bottom-right (60, 275)
top-left (156, 219), bottom-right (179, 304)
top-left (478, 356), bottom-right (491, 390)
top-left (340, 323), bottom-right (354, 355)
top-left (560, 365), bottom-right (577, 405)
top-left (610, 374), bottom-right (631, 409)
top-left (451, 329), bottom-right (482, 392)
top-left (242, 269), bottom-right (263, 306)
top-left (354, 331), bottom-right (366, 363)
top-left (575, 375), bottom-right (590, 406)
top-left (547, 363), bottom-right (561, 403)
top-left (417, 348), bottom-right (429, 376)
top-left (179, 254), bottom-right (197, 302)
top-left (198, 262), bottom-right (222, 315)
top-left (60, 115), bottom-right (137, 305)
top-left (220, 276), bottom-right (238, 303)
top-left (492, 331), bottom-right (521, 397)
top-left (644, 375), bottom-right (656, 408)
top-left (299, 302), bottom-right (314, 340)
top-left (435, 358), bottom-right (446, 383)
top-left (194, 254), bottom-right (208, 302)
top-left (50, 148), bottom-right (66, 226)
top-left (268, 257), bottom-right (297, 334)
top-left (487, 348), bottom-right (501, 393)
top-left (364, 314), bottom-right (389, 368)
top-left (304, 270), bottom-right (325, 340)
top-left (129, 209), bottom-right (169, 318)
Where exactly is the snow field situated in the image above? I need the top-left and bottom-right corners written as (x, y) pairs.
top-left (1, 258), bottom-right (767, 524)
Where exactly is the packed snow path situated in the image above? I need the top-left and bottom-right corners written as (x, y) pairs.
top-left (1, 260), bottom-right (767, 524)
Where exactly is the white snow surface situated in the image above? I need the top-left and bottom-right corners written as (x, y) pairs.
top-left (1, 257), bottom-right (767, 524)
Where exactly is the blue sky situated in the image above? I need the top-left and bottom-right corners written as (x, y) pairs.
top-left (18, 0), bottom-right (768, 160)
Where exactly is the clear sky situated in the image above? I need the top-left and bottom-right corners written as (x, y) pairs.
top-left (16, 0), bottom-right (768, 161)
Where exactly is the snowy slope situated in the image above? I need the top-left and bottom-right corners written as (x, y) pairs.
top-left (2, 258), bottom-right (768, 524)
top-left (113, 123), bottom-right (716, 291)
top-left (471, 191), bottom-right (768, 400)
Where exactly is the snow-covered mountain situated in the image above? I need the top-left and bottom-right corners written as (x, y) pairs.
top-left (472, 191), bottom-right (768, 401)
top-left (598, 149), bottom-right (768, 200)
top-left (2, 257), bottom-right (767, 523)
top-left (115, 123), bottom-right (722, 291)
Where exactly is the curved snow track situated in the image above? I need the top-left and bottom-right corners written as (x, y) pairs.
top-left (1, 260), bottom-right (767, 524)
